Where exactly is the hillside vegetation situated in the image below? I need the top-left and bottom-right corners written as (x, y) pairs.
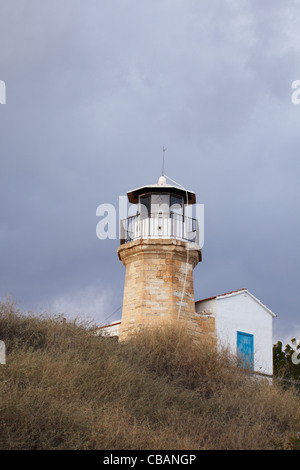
top-left (0, 299), bottom-right (299, 450)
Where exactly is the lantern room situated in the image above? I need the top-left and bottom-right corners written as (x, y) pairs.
top-left (120, 175), bottom-right (199, 244)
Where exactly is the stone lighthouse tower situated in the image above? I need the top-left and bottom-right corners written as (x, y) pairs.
top-left (117, 175), bottom-right (202, 341)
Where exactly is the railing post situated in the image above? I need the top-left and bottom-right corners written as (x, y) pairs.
top-left (120, 218), bottom-right (125, 245)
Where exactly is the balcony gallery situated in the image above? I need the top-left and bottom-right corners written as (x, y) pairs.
top-left (120, 191), bottom-right (199, 245)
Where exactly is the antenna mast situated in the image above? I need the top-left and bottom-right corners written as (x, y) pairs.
top-left (162, 146), bottom-right (167, 176)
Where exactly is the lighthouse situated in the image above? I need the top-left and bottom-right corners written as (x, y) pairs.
top-left (117, 174), bottom-right (202, 341)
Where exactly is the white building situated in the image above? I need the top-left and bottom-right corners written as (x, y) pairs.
top-left (96, 320), bottom-right (121, 337)
top-left (195, 288), bottom-right (276, 377)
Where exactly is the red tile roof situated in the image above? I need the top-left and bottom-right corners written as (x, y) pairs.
top-left (96, 321), bottom-right (121, 330)
top-left (195, 288), bottom-right (247, 303)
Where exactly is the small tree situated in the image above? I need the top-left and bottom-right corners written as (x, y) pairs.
top-left (273, 340), bottom-right (287, 376)
top-left (273, 339), bottom-right (300, 382)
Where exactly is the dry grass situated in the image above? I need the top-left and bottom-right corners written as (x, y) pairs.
top-left (0, 299), bottom-right (299, 450)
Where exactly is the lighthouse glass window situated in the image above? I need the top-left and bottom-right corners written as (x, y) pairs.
top-left (139, 194), bottom-right (151, 218)
top-left (151, 194), bottom-right (170, 216)
top-left (170, 194), bottom-right (183, 217)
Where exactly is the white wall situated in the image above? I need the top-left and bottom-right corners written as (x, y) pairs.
top-left (215, 292), bottom-right (274, 376)
top-left (96, 322), bottom-right (120, 337)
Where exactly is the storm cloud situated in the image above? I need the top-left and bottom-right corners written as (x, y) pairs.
top-left (0, 0), bottom-right (300, 344)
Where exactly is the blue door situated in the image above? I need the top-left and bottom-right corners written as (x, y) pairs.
top-left (237, 331), bottom-right (254, 371)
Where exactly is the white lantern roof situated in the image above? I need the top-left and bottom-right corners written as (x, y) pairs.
top-left (127, 176), bottom-right (196, 205)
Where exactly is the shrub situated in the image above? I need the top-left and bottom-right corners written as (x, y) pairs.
top-left (0, 300), bottom-right (299, 450)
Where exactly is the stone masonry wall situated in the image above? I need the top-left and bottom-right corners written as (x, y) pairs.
top-left (117, 238), bottom-right (202, 341)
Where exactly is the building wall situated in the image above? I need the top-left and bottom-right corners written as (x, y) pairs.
top-left (194, 298), bottom-right (217, 345)
top-left (215, 293), bottom-right (274, 376)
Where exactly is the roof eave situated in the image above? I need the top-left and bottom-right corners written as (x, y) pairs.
top-left (127, 185), bottom-right (196, 204)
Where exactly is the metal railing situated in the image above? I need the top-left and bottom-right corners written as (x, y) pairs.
top-left (120, 212), bottom-right (199, 245)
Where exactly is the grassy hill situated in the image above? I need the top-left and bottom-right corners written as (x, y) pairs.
top-left (0, 299), bottom-right (299, 450)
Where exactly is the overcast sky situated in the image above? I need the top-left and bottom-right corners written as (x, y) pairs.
top-left (1, 0), bottom-right (300, 344)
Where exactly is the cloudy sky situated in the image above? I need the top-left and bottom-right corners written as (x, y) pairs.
top-left (1, 0), bottom-right (300, 344)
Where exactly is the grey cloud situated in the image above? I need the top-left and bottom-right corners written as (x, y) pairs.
top-left (0, 0), bottom-right (299, 341)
